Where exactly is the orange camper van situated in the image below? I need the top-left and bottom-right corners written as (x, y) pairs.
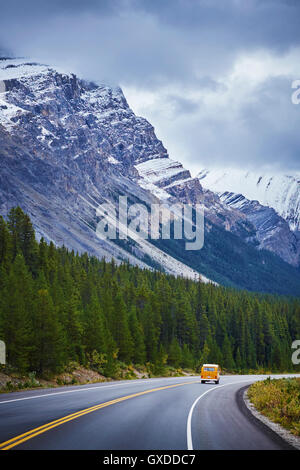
top-left (201, 364), bottom-right (220, 384)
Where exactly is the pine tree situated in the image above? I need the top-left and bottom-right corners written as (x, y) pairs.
top-left (142, 301), bottom-right (160, 363)
top-left (112, 294), bottom-right (133, 364)
top-left (181, 343), bottom-right (194, 369)
top-left (60, 289), bottom-right (84, 363)
top-left (128, 305), bottom-right (146, 364)
top-left (2, 254), bottom-right (33, 371)
top-left (31, 287), bottom-right (64, 374)
top-left (83, 293), bottom-right (108, 356)
top-left (199, 312), bottom-right (210, 349)
top-left (235, 347), bottom-right (242, 370)
top-left (7, 207), bottom-right (38, 273)
top-left (0, 216), bottom-right (12, 269)
top-left (152, 344), bottom-right (168, 375)
top-left (168, 337), bottom-right (182, 368)
top-left (222, 335), bottom-right (235, 370)
top-left (199, 340), bottom-right (210, 366)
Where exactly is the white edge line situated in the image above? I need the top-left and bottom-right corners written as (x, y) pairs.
top-left (186, 379), bottom-right (255, 450)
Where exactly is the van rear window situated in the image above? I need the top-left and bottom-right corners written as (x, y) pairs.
top-left (204, 367), bottom-right (215, 371)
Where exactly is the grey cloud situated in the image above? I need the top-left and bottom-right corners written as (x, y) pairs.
top-left (159, 76), bottom-right (300, 173)
top-left (0, 0), bottom-right (300, 172)
top-left (2, 0), bottom-right (300, 87)
top-left (166, 95), bottom-right (200, 116)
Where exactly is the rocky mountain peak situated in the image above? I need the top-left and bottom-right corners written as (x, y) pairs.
top-left (1, 58), bottom-right (300, 293)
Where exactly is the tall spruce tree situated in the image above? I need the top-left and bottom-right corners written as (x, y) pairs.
top-left (2, 254), bottom-right (33, 371)
top-left (31, 287), bottom-right (64, 374)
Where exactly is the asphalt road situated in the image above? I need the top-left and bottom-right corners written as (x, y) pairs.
top-left (0, 375), bottom-right (297, 450)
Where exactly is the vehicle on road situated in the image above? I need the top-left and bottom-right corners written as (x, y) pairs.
top-left (201, 364), bottom-right (220, 384)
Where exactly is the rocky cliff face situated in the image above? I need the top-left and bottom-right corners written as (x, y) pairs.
top-left (134, 154), bottom-right (256, 241)
top-left (0, 58), bottom-right (207, 280)
top-left (1, 58), bottom-right (300, 293)
top-left (0, 59), bottom-right (168, 174)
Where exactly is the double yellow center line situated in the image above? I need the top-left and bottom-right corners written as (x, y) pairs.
top-left (0, 380), bottom-right (199, 450)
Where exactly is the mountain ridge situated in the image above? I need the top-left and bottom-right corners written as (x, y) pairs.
top-left (198, 168), bottom-right (300, 232)
top-left (1, 58), bottom-right (300, 295)
top-left (198, 168), bottom-right (300, 267)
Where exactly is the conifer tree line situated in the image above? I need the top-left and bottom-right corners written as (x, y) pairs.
top-left (0, 207), bottom-right (299, 377)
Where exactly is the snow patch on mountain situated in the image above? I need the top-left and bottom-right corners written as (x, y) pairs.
top-left (198, 168), bottom-right (300, 231)
top-left (135, 157), bottom-right (189, 186)
top-left (0, 97), bottom-right (27, 130)
top-left (0, 59), bottom-right (49, 80)
top-left (134, 156), bottom-right (195, 202)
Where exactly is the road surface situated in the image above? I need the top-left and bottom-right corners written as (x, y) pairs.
top-left (0, 375), bottom-right (297, 450)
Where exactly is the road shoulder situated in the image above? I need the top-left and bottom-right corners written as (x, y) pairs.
top-left (236, 385), bottom-right (299, 450)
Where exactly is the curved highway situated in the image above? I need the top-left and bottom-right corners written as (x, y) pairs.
top-left (0, 375), bottom-right (296, 450)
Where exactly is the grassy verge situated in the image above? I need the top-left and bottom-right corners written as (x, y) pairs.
top-left (0, 363), bottom-right (193, 394)
top-left (248, 377), bottom-right (300, 436)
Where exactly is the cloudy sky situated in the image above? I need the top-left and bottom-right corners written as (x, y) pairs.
top-left (1, 0), bottom-right (300, 175)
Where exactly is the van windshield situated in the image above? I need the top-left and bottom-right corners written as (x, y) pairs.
top-left (204, 367), bottom-right (216, 371)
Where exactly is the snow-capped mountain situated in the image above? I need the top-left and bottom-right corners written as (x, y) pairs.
top-left (1, 58), bottom-right (300, 294)
top-left (198, 168), bottom-right (300, 232)
top-left (219, 191), bottom-right (300, 267)
top-left (0, 58), bottom-right (252, 258)
top-left (198, 168), bottom-right (300, 267)
top-left (0, 58), bottom-right (211, 281)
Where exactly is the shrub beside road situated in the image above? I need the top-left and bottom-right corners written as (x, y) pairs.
top-left (248, 377), bottom-right (300, 436)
